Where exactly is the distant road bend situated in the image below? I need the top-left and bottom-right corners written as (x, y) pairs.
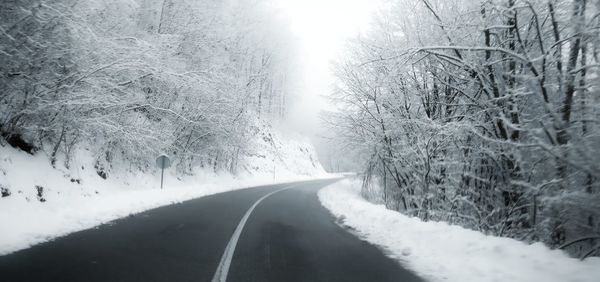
top-left (0, 178), bottom-right (424, 282)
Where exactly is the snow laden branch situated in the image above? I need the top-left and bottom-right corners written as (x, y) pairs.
top-left (1, 0), bottom-right (298, 176)
top-left (327, 0), bottom-right (600, 259)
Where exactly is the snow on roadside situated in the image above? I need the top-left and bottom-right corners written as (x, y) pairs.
top-left (0, 145), bottom-right (330, 255)
top-left (318, 179), bottom-right (600, 282)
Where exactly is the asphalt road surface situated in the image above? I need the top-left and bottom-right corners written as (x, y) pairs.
top-left (0, 178), bottom-right (424, 282)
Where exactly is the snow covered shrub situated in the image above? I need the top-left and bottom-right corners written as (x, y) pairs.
top-left (35, 186), bottom-right (45, 203)
top-left (1, 185), bottom-right (10, 198)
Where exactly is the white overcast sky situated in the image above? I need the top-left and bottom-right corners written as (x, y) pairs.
top-left (273, 0), bottom-right (382, 132)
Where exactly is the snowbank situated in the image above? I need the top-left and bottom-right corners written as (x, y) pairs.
top-left (0, 145), bottom-right (328, 255)
top-left (318, 179), bottom-right (600, 282)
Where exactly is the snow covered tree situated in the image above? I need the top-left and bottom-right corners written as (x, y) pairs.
top-left (329, 0), bottom-right (600, 258)
top-left (1, 0), bottom-right (300, 177)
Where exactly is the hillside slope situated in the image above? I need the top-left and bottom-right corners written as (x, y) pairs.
top-left (0, 123), bottom-right (326, 255)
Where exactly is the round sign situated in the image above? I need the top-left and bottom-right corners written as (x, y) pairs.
top-left (156, 154), bottom-right (171, 169)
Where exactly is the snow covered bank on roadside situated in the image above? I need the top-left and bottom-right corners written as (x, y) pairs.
top-left (0, 145), bottom-right (330, 255)
top-left (318, 179), bottom-right (600, 282)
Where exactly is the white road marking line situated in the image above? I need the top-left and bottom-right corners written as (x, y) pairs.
top-left (211, 185), bottom-right (297, 282)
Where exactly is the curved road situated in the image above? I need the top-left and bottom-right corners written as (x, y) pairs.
top-left (0, 179), bottom-right (424, 282)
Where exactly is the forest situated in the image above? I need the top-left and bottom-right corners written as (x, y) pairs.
top-left (2, 0), bottom-right (600, 262)
top-left (329, 0), bottom-right (600, 258)
top-left (0, 0), bottom-right (299, 177)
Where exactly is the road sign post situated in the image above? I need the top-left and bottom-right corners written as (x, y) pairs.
top-left (156, 154), bottom-right (171, 189)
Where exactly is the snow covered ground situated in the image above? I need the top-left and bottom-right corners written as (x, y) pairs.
top-left (0, 144), bottom-right (329, 256)
top-left (242, 123), bottom-right (324, 177)
top-left (318, 179), bottom-right (600, 282)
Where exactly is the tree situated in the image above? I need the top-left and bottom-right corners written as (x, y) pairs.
top-left (329, 0), bottom-right (600, 258)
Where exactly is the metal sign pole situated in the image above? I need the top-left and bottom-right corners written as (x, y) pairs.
top-left (160, 165), bottom-right (164, 189)
top-left (156, 154), bottom-right (170, 190)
